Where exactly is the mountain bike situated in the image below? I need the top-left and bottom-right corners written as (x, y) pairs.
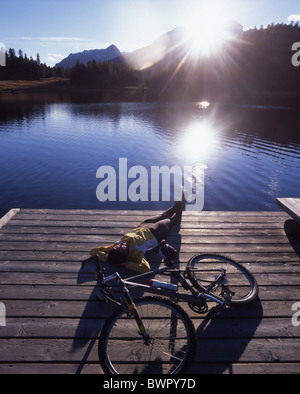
top-left (81, 242), bottom-right (258, 374)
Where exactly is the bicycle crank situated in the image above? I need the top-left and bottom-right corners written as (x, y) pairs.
top-left (188, 300), bottom-right (208, 314)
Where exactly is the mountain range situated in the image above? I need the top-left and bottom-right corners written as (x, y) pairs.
top-left (55, 21), bottom-right (243, 70)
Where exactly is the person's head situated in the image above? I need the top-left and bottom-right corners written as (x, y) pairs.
top-left (107, 242), bottom-right (129, 266)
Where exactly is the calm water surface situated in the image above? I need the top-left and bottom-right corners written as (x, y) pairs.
top-left (0, 97), bottom-right (299, 218)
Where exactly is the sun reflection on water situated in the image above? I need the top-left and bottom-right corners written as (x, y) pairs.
top-left (179, 120), bottom-right (218, 163)
top-left (197, 101), bottom-right (211, 109)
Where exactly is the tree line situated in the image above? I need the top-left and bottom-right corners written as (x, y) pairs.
top-left (0, 47), bottom-right (141, 88)
top-left (0, 48), bottom-right (67, 80)
top-left (69, 60), bottom-right (142, 89)
top-left (1, 22), bottom-right (299, 103)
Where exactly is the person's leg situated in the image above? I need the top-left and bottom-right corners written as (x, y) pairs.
top-left (145, 218), bottom-right (174, 241)
top-left (139, 200), bottom-right (184, 227)
top-left (140, 201), bottom-right (184, 242)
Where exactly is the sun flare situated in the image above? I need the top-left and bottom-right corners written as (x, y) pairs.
top-left (183, 3), bottom-right (233, 57)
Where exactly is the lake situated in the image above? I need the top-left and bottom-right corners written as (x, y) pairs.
top-left (0, 95), bottom-right (299, 218)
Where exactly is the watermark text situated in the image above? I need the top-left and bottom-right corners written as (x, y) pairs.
top-left (292, 302), bottom-right (300, 327)
top-left (96, 158), bottom-right (205, 211)
top-left (0, 42), bottom-right (6, 67)
top-left (0, 302), bottom-right (6, 327)
top-left (291, 42), bottom-right (300, 67)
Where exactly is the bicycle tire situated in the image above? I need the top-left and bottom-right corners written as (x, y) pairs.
top-left (186, 254), bottom-right (258, 304)
top-left (98, 296), bottom-right (196, 374)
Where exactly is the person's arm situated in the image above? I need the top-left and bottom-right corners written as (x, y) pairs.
top-left (89, 245), bottom-right (114, 262)
top-left (124, 257), bottom-right (150, 274)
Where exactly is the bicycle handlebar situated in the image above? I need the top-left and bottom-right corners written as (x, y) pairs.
top-left (102, 272), bottom-right (121, 284)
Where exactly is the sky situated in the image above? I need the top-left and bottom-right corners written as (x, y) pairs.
top-left (1, 0), bottom-right (300, 67)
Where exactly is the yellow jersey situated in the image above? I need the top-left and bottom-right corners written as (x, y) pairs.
top-left (89, 227), bottom-right (158, 273)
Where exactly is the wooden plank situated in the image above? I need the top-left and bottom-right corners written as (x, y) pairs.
top-left (15, 208), bottom-right (288, 217)
top-left (0, 338), bottom-right (300, 363)
top-left (0, 284), bottom-right (300, 301)
top-left (0, 363), bottom-right (102, 374)
top-left (93, 338), bottom-right (300, 364)
top-left (1, 271), bottom-right (300, 286)
top-left (277, 198), bottom-right (300, 224)
top-left (1, 225), bottom-right (288, 237)
top-left (2, 299), bottom-right (297, 318)
top-left (5, 210), bottom-right (288, 222)
top-left (3, 300), bottom-right (111, 318)
top-left (0, 209), bottom-right (20, 230)
top-left (4, 219), bottom-right (289, 229)
top-left (1, 259), bottom-right (298, 274)
top-left (0, 284), bottom-right (97, 300)
top-left (0, 250), bottom-right (299, 264)
top-left (0, 362), bottom-right (299, 375)
top-left (0, 240), bottom-right (298, 253)
top-left (0, 232), bottom-right (296, 245)
top-left (0, 317), bottom-right (298, 339)
top-left (6, 214), bottom-right (289, 223)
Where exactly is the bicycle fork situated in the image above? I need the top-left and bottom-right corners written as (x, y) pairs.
top-left (102, 272), bottom-right (151, 345)
top-left (122, 288), bottom-right (152, 346)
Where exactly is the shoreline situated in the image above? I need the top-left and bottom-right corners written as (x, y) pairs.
top-left (0, 78), bottom-right (71, 94)
top-left (1, 78), bottom-right (300, 107)
top-left (0, 78), bottom-right (143, 94)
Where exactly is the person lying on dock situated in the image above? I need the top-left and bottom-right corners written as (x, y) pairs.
top-left (88, 200), bottom-right (185, 274)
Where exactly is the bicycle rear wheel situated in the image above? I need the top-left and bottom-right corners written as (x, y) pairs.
top-left (98, 296), bottom-right (196, 374)
top-left (186, 254), bottom-right (258, 304)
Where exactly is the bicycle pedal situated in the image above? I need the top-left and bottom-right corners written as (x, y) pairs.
top-left (221, 286), bottom-right (235, 304)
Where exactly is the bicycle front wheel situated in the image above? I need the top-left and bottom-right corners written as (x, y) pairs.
top-left (186, 254), bottom-right (258, 304)
top-left (98, 296), bottom-right (196, 374)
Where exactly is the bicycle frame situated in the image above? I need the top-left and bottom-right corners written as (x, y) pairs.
top-left (82, 254), bottom-right (230, 308)
top-left (102, 264), bottom-right (228, 308)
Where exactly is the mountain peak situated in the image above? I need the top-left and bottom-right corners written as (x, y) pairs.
top-left (107, 44), bottom-right (118, 50)
top-left (55, 44), bottom-right (122, 68)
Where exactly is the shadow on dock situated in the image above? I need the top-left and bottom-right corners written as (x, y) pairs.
top-left (284, 219), bottom-right (300, 258)
top-left (192, 298), bottom-right (263, 374)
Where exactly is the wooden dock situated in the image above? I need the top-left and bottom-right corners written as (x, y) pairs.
top-left (0, 208), bottom-right (300, 374)
top-left (277, 198), bottom-right (300, 225)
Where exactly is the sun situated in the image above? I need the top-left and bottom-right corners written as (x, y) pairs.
top-left (185, 17), bottom-right (230, 57)
top-left (183, 4), bottom-right (233, 57)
